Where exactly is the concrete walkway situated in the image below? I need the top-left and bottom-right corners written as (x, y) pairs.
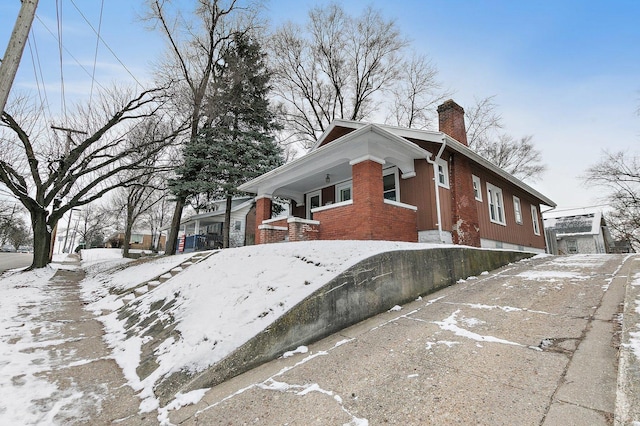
top-left (168, 254), bottom-right (638, 425)
top-left (4, 253), bottom-right (639, 425)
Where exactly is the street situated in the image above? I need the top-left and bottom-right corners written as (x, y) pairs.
top-left (0, 252), bottom-right (32, 273)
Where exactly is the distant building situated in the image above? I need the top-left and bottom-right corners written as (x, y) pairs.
top-left (543, 208), bottom-right (613, 255)
top-left (106, 230), bottom-right (165, 252)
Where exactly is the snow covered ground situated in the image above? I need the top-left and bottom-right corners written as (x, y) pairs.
top-left (0, 244), bottom-right (638, 424)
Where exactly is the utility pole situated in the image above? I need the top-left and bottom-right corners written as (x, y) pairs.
top-left (0, 0), bottom-right (39, 115)
top-left (49, 125), bottom-right (87, 261)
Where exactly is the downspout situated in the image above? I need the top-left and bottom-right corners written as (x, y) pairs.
top-left (540, 205), bottom-right (557, 254)
top-left (425, 138), bottom-right (447, 243)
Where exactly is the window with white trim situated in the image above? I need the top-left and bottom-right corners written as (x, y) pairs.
top-left (472, 175), bottom-right (482, 201)
top-left (513, 196), bottom-right (523, 224)
top-left (383, 169), bottom-right (398, 201)
top-left (486, 183), bottom-right (505, 225)
top-left (436, 159), bottom-right (449, 188)
top-left (336, 181), bottom-right (352, 202)
top-left (130, 234), bottom-right (143, 244)
top-left (531, 204), bottom-right (541, 235)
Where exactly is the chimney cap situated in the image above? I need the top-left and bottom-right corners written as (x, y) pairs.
top-left (437, 99), bottom-right (464, 114)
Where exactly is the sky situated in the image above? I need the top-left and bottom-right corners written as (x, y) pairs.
top-left (1, 0), bottom-right (639, 211)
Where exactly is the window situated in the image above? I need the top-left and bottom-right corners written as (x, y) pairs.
top-left (436, 159), bottom-right (449, 188)
top-left (472, 175), bottom-right (482, 201)
top-left (234, 220), bottom-right (242, 231)
top-left (383, 170), bottom-right (398, 201)
top-left (306, 190), bottom-right (321, 219)
top-left (130, 234), bottom-right (143, 244)
top-left (336, 181), bottom-right (352, 202)
top-left (513, 196), bottom-right (523, 224)
top-left (486, 183), bottom-right (505, 225)
top-left (531, 205), bottom-right (541, 235)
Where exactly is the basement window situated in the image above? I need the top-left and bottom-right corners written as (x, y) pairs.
top-left (487, 183), bottom-right (505, 225)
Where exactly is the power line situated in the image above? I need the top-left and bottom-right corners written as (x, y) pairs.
top-left (87, 0), bottom-right (105, 120)
top-left (27, 30), bottom-right (53, 124)
top-left (55, 0), bottom-right (67, 122)
top-left (68, 0), bottom-right (145, 89)
top-left (34, 14), bottom-right (108, 93)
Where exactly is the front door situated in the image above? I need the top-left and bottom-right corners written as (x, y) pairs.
top-left (306, 190), bottom-right (321, 219)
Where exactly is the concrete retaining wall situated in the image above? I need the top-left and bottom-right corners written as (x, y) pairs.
top-left (157, 247), bottom-right (534, 403)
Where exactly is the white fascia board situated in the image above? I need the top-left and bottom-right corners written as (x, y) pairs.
top-left (440, 135), bottom-right (557, 208)
top-left (238, 124), bottom-right (430, 195)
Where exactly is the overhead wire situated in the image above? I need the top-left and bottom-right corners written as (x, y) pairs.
top-left (87, 0), bottom-right (105, 122)
top-left (34, 15), bottom-right (108, 93)
top-left (27, 29), bottom-right (53, 125)
top-left (69, 0), bottom-right (145, 89)
top-left (55, 0), bottom-right (67, 122)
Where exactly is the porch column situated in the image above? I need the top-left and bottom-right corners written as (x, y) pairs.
top-left (350, 156), bottom-right (384, 239)
top-left (255, 195), bottom-right (272, 245)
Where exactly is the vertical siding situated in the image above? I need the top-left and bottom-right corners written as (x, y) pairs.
top-left (471, 168), bottom-right (546, 250)
top-left (399, 160), bottom-right (435, 231)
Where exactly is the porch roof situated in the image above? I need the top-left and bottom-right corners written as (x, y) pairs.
top-left (237, 124), bottom-right (433, 204)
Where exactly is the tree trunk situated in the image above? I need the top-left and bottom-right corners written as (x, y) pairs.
top-left (31, 209), bottom-right (52, 268)
top-left (165, 196), bottom-right (185, 255)
top-left (223, 194), bottom-right (232, 249)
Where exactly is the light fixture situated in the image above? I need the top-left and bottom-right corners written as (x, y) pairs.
top-left (325, 174), bottom-right (330, 184)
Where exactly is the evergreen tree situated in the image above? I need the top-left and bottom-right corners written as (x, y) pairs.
top-left (171, 33), bottom-right (283, 248)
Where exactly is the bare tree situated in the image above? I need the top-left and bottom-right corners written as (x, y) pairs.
top-left (0, 87), bottom-right (183, 268)
top-left (270, 3), bottom-right (410, 147)
top-left (464, 96), bottom-right (546, 182)
top-left (72, 207), bottom-right (108, 251)
top-left (386, 53), bottom-right (450, 129)
top-left (144, 0), bottom-right (261, 255)
top-left (584, 150), bottom-right (640, 250)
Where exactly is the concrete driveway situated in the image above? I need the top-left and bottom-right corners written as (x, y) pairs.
top-left (169, 254), bottom-right (638, 425)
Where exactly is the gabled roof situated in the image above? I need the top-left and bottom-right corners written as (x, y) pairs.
top-left (239, 119), bottom-right (556, 207)
top-left (181, 198), bottom-right (253, 225)
top-left (317, 119), bottom-right (556, 207)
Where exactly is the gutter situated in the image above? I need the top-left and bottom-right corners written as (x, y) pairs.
top-left (540, 205), bottom-right (557, 254)
top-left (425, 138), bottom-right (447, 243)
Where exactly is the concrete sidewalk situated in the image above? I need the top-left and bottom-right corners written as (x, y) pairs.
top-left (167, 254), bottom-right (638, 425)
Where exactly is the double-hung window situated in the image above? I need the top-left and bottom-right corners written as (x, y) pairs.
top-left (531, 205), bottom-right (541, 235)
top-left (383, 169), bottom-right (399, 201)
top-left (486, 183), bottom-right (506, 225)
top-left (472, 175), bottom-right (482, 201)
top-left (513, 196), bottom-right (523, 224)
top-left (436, 159), bottom-right (449, 188)
top-left (336, 181), bottom-right (352, 202)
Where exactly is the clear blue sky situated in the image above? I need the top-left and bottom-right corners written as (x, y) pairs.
top-left (1, 0), bottom-right (639, 211)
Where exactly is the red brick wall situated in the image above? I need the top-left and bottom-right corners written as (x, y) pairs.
top-left (289, 220), bottom-right (320, 242)
top-left (450, 155), bottom-right (481, 247)
top-left (254, 197), bottom-right (272, 245)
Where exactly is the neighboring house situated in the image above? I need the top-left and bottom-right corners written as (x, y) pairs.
top-left (238, 100), bottom-right (556, 253)
top-left (106, 231), bottom-right (166, 252)
top-left (178, 197), bottom-right (255, 252)
top-left (542, 207), bottom-right (614, 254)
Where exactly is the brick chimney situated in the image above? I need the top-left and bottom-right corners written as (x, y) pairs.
top-left (438, 99), bottom-right (468, 146)
top-left (437, 99), bottom-right (480, 247)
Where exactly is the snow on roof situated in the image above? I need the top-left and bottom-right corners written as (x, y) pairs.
top-left (543, 207), bottom-right (603, 236)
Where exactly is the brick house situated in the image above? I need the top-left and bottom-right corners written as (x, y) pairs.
top-left (238, 100), bottom-right (556, 253)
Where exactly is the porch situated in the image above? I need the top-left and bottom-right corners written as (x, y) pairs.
top-left (238, 124), bottom-right (431, 245)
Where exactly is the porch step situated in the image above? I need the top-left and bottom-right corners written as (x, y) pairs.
top-left (120, 250), bottom-right (219, 306)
